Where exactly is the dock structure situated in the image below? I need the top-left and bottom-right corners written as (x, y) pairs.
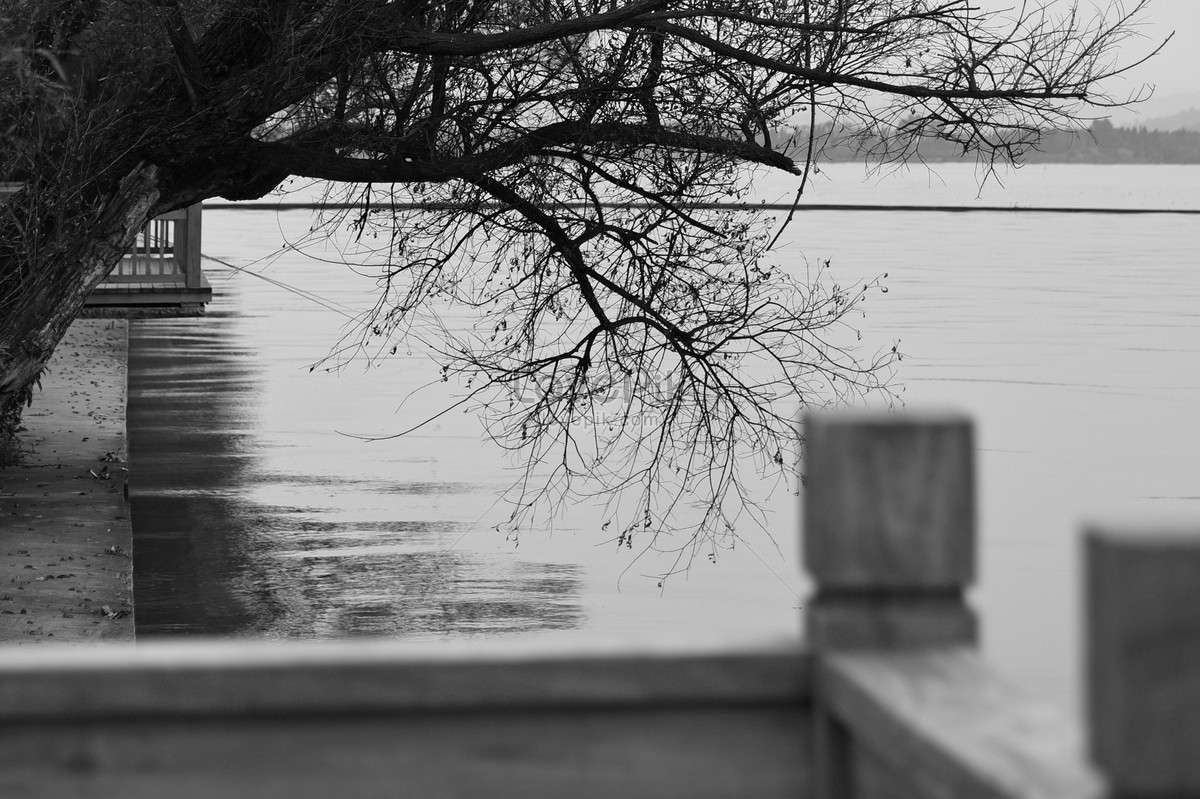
top-left (0, 411), bottom-right (1196, 797)
top-left (85, 202), bottom-right (210, 313)
top-left (0, 184), bottom-right (211, 315)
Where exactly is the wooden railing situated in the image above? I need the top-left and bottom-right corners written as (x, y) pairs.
top-left (108, 203), bottom-right (203, 289)
top-left (0, 410), bottom-right (1196, 797)
top-left (803, 414), bottom-right (1101, 799)
top-left (0, 183), bottom-right (203, 289)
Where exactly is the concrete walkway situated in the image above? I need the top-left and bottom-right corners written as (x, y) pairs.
top-left (0, 320), bottom-right (135, 643)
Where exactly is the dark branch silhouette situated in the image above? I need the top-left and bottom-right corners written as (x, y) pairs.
top-left (1, 0), bottom-right (1159, 564)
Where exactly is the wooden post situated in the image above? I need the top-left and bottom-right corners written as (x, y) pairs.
top-left (1086, 528), bottom-right (1200, 798)
top-left (803, 411), bottom-right (976, 650)
top-left (176, 202), bottom-right (203, 289)
top-left (804, 411), bottom-right (976, 799)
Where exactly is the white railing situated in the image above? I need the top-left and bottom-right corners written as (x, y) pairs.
top-left (0, 183), bottom-right (203, 289)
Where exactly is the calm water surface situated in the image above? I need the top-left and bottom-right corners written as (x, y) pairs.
top-left (130, 163), bottom-right (1200, 711)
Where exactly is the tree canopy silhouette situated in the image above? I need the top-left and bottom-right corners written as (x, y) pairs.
top-left (0, 0), bottom-right (1156, 561)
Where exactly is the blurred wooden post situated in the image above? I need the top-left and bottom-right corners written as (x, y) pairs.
top-left (1086, 528), bottom-right (1200, 798)
top-left (804, 412), bottom-right (976, 650)
top-left (803, 411), bottom-right (975, 799)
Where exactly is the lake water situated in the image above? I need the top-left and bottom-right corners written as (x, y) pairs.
top-left (129, 162), bottom-right (1200, 713)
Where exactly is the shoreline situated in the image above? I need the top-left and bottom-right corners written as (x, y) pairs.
top-left (0, 320), bottom-right (135, 643)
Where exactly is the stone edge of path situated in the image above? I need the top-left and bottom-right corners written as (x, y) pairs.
top-left (0, 319), bottom-right (135, 644)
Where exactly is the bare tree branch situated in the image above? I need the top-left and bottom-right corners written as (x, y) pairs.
top-left (1, 0), bottom-right (1162, 569)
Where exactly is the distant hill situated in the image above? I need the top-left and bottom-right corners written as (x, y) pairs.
top-left (1023, 120), bottom-right (1200, 162)
top-left (781, 119), bottom-right (1200, 164)
top-left (1107, 91), bottom-right (1200, 131)
top-left (1140, 108), bottom-right (1200, 133)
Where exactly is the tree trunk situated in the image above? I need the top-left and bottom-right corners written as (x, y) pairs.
top-left (0, 165), bottom-right (160, 435)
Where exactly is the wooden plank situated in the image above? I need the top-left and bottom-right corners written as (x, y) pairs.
top-left (819, 649), bottom-right (1103, 799)
top-left (1086, 528), bottom-right (1200, 795)
top-left (87, 283), bottom-right (212, 306)
top-left (104, 267), bottom-right (185, 284)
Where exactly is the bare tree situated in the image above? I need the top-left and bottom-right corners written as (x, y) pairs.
top-left (1, 0), bottom-right (1157, 562)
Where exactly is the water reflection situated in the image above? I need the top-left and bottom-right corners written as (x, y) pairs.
top-left (150, 166), bottom-right (1200, 655)
top-left (129, 313), bottom-right (265, 635)
top-left (129, 305), bottom-right (585, 638)
top-left (124, 165), bottom-right (1200, 715)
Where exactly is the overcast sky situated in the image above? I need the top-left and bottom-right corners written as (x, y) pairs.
top-left (976, 0), bottom-right (1195, 101)
top-left (1108, 0), bottom-right (1197, 99)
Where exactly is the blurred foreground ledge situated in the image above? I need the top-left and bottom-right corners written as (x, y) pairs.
top-left (1, 411), bottom-right (1195, 799)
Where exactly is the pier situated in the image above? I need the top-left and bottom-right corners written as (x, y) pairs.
top-left (85, 202), bottom-right (210, 313)
top-left (0, 184), bottom-right (210, 314)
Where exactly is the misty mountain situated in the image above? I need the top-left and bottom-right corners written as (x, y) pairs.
top-left (782, 118), bottom-right (1200, 164)
top-left (1138, 108), bottom-right (1200, 133)
top-left (1108, 91), bottom-right (1200, 131)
